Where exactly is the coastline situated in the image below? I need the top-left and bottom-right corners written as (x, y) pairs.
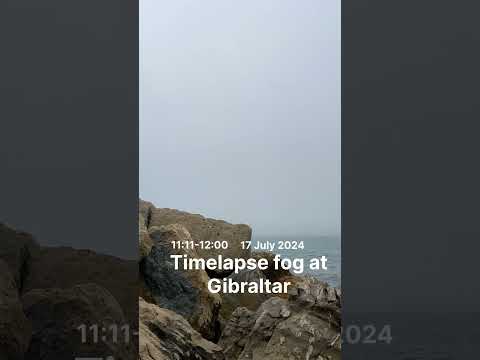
top-left (139, 199), bottom-right (342, 360)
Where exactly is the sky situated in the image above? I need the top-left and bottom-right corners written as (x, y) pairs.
top-left (140, 0), bottom-right (340, 237)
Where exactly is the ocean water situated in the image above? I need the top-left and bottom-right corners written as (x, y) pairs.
top-left (252, 235), bottom-right (341, 288)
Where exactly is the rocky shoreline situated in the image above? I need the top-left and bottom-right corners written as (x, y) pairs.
top-left (139, 199), bottom-right (342, 360)
top-left (0, 200), bottom-right (341, 359)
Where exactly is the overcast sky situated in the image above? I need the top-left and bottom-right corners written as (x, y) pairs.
top-left (140, 0), bottom-right (340, 237)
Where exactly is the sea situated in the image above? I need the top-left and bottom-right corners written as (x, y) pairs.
top-left (252, 235), bottom-right (341, 288)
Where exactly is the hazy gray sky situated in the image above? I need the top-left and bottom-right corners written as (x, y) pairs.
top-left (140, 0), bottom-right (340, 237)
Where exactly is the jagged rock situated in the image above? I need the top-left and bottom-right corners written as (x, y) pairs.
top-left (218, 307), bottom-right (256, 360)
top-left (219, 279), bottom-right (341, 360)
top-left (225, 297), bottom-right (291, 360)
top-left (142, 201), bottom-right (252, 274)
top-left (0, 260), bottom-right (32, 360)
top-left (22, 283), bottom-right (135, 360)
top-left (220, 269), bottom-right (270, 319)
top-left (290, 277), bottom-right (341, 307)
top-left (139, 297), bottom-right (224, 360)
top-left (261, 310), bottom-right (341, 360)
top-left (0, 223), bottom-right (39, 290)
top-left (21, 246), bottom-right (138, 329)
top-left (140, 224), bottom-right (221, 341)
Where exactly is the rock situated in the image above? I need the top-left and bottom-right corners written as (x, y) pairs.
top-left (21, 246), bottom-right (138, 329)
top-left (218, 307), bottom-right (256, 360)
top-left (261, 310), bottom-right (341, 360)
top-left (0, 260), bottom-right (32, 360)
top-left (0, 223), bottom-right (39, 290)
top-left (219, 279), bottom-right (341, 360)
top-left (220, 269), bottom-right (270, 319)
top-left (147, 205), bottom-right (252, 274)
top-left (140, 224), bottom-right (221, 341)
top-left (139, 213), bottom-right (153, 259)
top-left (290, 277), bottom-right (341, 305)
top-left (22, 283), bottom-right (135, 360)
top-left (139, 199), bottom-right (155, 227)
top-left (220, 297), bottom-right (291, 360)
top-left (220, 254), bottom-right (297, 318)
top-left (139, 297), bottom-right (225, 360)
top-left (251, 251), bottom-right (291, 282)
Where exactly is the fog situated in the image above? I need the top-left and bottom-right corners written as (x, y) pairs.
top-left (140, 0), bottom-right (340, 237)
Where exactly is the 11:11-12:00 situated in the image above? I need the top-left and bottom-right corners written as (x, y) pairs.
top-left (77, 324), bottom-right (131, 344)
top-left (171, 240), bottom-right (228, 250)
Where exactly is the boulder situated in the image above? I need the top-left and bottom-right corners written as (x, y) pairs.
top-left (220, 269), bottom-right (270, 319)
top-left (140, 224), bottom-right (221, 341)
top-left (139, 297), bottom-right (224, 360)
top-left (22, 283), bottom-right (135, 360)
top-left (261, 310), bottom-right (341, 360)
top-left (218, 307), bottom-right (256, 360)
top-left (251, 251), bottom-right (291, 282)
top-left (147, 205), bottom-right (252, 272)
top-left (219, 279), bottom-right (341, 360)
top-left (0, 223), bottom-right (39, 290)
top-left (0, 260), bottom-right (32, 360)
top-left (21, 246), bottom-right (138, 329)
top-left (288, 277), bottom-right (341, 311)
top-left (220, 254), bottom-right (296, 318)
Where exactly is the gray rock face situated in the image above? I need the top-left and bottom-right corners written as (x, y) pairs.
top-left (0, 260), bottom-right (32, 360)
top-left (219, 279), bottom-right (342, 360)
top-left (22, 283), bottom-right (136, 360)
top-left (141, 244), bottom-right (198, 316)
top-left (140, 224), bottom-right (221, 341)
top-left (141, 200), bottom-right (252, 272)
top-left (139, 297), bottom-right (225, 360)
